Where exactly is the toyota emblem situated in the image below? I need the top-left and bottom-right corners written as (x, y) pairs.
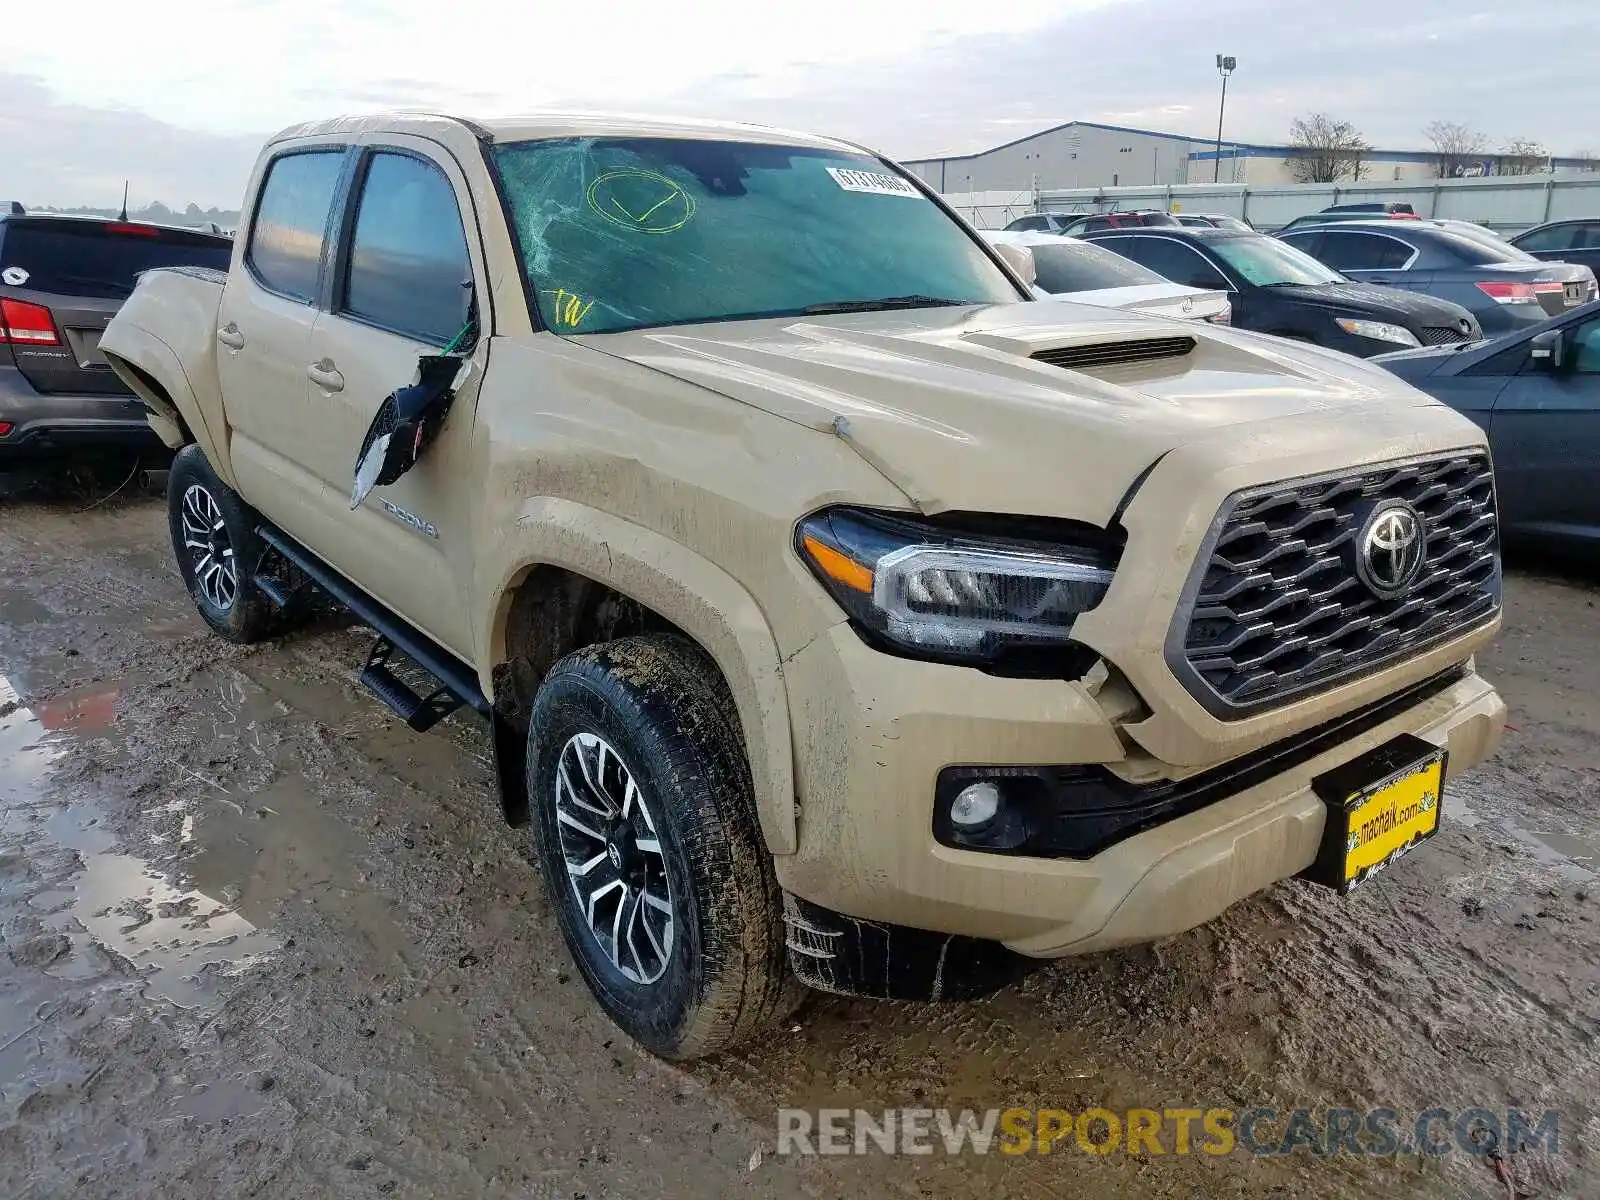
top-left (1356, 501), bottom-right (1427, 598)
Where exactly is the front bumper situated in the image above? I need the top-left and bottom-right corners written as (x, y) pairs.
top-left (0, 367), bottom-right (164, 459)
top-left (777, 625), bottom-right (1503, 957)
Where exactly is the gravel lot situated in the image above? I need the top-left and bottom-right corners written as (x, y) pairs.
top-left (1, 487), bottom-right (1596, 1199)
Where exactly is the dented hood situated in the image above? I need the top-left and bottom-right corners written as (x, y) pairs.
top-left (585, 301), bottom-right (1441, 525)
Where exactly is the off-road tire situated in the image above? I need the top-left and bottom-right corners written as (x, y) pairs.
top-left (525, 634), bottom-right (799, 1060)
top-left (166, 444), bottom-right (276, 644)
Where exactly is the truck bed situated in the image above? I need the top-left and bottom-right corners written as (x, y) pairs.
top-left (101, 265), bottom-right (233, 478)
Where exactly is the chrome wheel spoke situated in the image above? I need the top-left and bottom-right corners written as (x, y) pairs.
top-left (552, 731), bottom-right (676, 986)
top-left (557, 806), bottom-right (606, 843)
top-left (557, 757), bottom-right (611, 821)
top-left (181, 484), bottom-right (237, 614)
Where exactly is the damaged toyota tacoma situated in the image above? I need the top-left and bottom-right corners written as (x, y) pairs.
top-left (102, 113), bottom-right (1506, 1060)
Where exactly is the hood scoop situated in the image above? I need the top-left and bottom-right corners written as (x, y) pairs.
top-left (1030, 334), bottom-right (1196, 371)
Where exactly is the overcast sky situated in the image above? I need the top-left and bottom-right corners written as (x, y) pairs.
top-left (5, 0), bottom-right (1594, 208)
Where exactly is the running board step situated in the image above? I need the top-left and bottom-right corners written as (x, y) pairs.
top-left (360, 636), bottom-right (464, 733)
top-left (253, 524), bottom-right (490, 724)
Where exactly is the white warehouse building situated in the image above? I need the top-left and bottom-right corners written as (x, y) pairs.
top-left (901, 121), bottom-right (1600, 192)
top-left (901, 121), bottom-right (1216, 192)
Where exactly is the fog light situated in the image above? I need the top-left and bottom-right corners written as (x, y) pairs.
top-left (950, 781), bottom-right (1001, 830)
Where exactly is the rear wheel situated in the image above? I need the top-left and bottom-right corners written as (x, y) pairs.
top-left (166, 444), bottom-right (276, 644)
top-left (525, 634), bottom-right (798, 1060)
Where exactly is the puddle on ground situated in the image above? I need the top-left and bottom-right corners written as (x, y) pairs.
top-left (1449, 783), bottom-right (1597, 882)
top-left (0, 674), bottom-right (280, 1010)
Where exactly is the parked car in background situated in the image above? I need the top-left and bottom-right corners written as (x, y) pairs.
top-left (1324, 202), bottom-right (1416, 215)
top-left (1079, 226), bottom-right (1481, 355)
top-left (1277, 220), bottom-right (1597, 337)
top-left (1003, 211), bottom-right (1086, 233)
top-left (982, 231), bottom-right (1231, 323)
top-left (1509, 219), bottom-right (1600, 276)
top-left (1055, 210), bottom-right (1180, 234)
top-left (0, 212), bottom-right (234, 460)
top-left (1174, 213), bottom-right (1254, 231)
top-left (1375, 298), bottom-right (1600, 554)
top-left (1277, 209), bottom-right (1423, 233)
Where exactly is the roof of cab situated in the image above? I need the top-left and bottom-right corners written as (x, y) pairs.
top-left (269, 110), bottom-right (866, 154)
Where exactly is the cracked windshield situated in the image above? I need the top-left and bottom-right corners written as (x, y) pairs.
top-left (493, 138), bottom-right (1020, 332)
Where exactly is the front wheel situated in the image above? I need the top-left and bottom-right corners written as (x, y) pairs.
top-left (525, 634), bottom-right (798, 1060)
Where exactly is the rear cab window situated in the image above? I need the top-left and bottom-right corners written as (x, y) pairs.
top-left (0, 220), bottom-right (232, 299)
top-left (246, 150), bottom-right (347, 302)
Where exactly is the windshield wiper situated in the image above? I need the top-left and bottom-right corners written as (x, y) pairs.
top-left (801, 295), bottom-right (972, 315)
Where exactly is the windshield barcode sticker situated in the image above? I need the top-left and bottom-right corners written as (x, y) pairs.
top-left (826, 168), bottom-right (919, 198)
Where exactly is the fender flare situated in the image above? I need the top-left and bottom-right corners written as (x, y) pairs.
top-left (479, 498), bottom-right (797, 856)
top-left (102, 331), bottom-right (237, 490)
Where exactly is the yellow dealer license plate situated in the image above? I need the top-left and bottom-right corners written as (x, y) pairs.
top-left (1301, 734), bottom-right (1446, 895)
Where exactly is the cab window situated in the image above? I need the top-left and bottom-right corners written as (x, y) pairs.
top-left (247, 150), bottom-right (346, 302)
top-left (1101, 236), bottom-right (1229, 289)
top-left (1316, 232), bottom-right (1414, 271)
top-left (1514, 224), bottom-right (1579, 253)
top-left (339, 152), bottom-right (472, 345)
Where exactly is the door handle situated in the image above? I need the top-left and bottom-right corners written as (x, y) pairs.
top-left (307, 359), bottom-right (345, 392)
top-left (216, 323), bottom-right (245, 350)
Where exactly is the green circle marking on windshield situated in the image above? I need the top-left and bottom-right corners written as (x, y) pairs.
top-left (587, 169), bottom-right (696, 234)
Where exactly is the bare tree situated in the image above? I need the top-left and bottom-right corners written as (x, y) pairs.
top-left (1497, 138), bottom-right (1549, 176)
top-left (1287, 113), bottom-right (1371, 184)
top-left (1570, 149), bottom-right (1600, 174)
top-left (1423, 120), bottom-right (1490, 178)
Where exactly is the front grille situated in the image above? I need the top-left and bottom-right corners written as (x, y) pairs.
top-left (1418, 325), bottom-right (1473, 346)
top-left (1031, 335), bottom-right (1194, 371)
top-left (1170, 452), bottom-right (1499, 716)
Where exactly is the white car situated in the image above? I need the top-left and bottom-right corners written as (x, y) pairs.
top-left (984, 230), bottom-right (1231, 324)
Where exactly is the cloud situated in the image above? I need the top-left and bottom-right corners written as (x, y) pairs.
top-left (644, 0), bottom-right (1600, 159)
top-left (8, 0), bottom-right (1597, 205)
top-left (0, 73), bottom-right (263, 209)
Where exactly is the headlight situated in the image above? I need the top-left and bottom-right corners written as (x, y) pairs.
top-left (796, 507), bottom-right (1116, 669)
top-left (1334, 317), bottom-right (1420, 346)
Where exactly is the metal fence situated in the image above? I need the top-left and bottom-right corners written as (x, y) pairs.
top-left (935, 175), bottom-right (1600, 233)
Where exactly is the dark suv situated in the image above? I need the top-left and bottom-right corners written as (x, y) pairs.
top-left (1, 211), bottom-right (233, 460)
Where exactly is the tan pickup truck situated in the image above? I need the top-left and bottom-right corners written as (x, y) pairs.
top-left (103, 112), bottom-right (1506, 1060)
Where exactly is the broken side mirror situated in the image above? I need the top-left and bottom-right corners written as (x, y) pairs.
top-left (1529, 328), bottom-right (1565, 371)
top-left (350, 286), bottom-right (479, 509)
top-left (991, 242), bottom-right (1037, 288)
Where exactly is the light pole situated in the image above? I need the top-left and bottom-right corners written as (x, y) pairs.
top-left (1213, 55), bottom-right (1237, 183)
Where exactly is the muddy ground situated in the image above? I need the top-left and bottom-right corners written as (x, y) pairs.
top-left (0, 485), bottom-right (1596, 1200)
